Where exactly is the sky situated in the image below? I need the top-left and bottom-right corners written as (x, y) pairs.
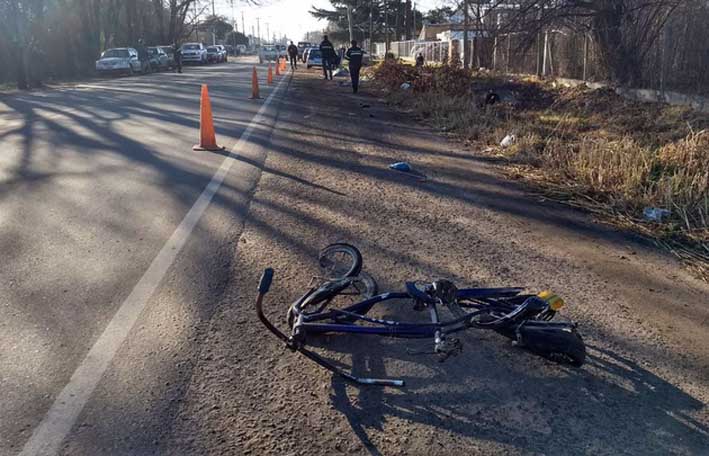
top-left (210, 0), bottom-right (445, 43)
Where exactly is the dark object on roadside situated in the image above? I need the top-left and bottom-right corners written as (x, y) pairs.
top-left (345, 40), bottom-right (364, 93)
top-left (415, 53), bottom-right (424, 67)
top-left (255, 244), bottom-right (586, 387)
top-left (485, 91), bottom-right (501, 105)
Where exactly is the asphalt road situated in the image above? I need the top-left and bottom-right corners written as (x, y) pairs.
top-left (0, 58), bottom-right (286, 455)
top-left (2, 60), bottom-right (708, 456)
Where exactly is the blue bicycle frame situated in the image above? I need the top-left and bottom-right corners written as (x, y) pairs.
top-left (256, 266), bottom-right (587, 387)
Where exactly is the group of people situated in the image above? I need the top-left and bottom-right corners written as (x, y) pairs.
top-left (285, 35), bottom-right (365, 94)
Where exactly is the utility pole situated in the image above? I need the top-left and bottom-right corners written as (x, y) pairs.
top-left (536, 7), bottom-right (543, 77)
top-left (211, 0), bottom-right (216, 45)
top-left (463, 0), bottom-right (469, 69)
top-left (256, 17), bottom-right (261, 47)
top-left (385, 0), bottom-right (390, 53)
top-left (369, 0), bottom-right (373, 55)
top-left (347, 5), bottom-right (354, 43)
top-left (266, 23), bottom-right (270, 44)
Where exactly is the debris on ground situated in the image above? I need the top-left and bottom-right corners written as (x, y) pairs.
top-left (400, 82), bottom-right (411, 90)
top-left (388, 161), bottom-right (427, 180)
top-left (389, 161), bottom-right (413, 172)
top-left (644, 207), bottom-right (672, 223)
top-left (333, 67), bottom-right (349, 77)
top-left (370, 60), bottom-right (709, 280)
top-left (500, 134), bottom-right (516, 148)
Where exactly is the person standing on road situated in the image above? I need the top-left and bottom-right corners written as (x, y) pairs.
top-left (345, 40), bottom-right (364, 94)
top-left (319, 35), bottom-right (336, 80)
top-left (136, 39), bottom-right (150, 74)
top-left (287, 41), bottom-right (298, 70)
top-left (174, 43), bottom-right (183, 73)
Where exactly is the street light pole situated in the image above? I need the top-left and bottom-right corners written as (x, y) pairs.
top-left (211, 0), bottom-right (216, 45)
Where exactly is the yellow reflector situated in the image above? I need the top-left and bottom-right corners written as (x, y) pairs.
top-left (538, 290), bottom-right (565, 311)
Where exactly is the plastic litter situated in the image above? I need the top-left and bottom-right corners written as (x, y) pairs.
top-left (388, 161), bottom-right (428, 181)
top-left (389, 162), bottom-right (413, 172)
top-left (643, 207), bottom-right (671, 222)
top-left (400, 82), bottom-right (411, 90)
top-left (333, 67), bottom-right (349, 77)
top-left (500, 134), bottom-right (516, 148)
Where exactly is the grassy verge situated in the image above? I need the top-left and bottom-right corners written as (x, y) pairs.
top-left (368, 61), bottom-right (709, 280)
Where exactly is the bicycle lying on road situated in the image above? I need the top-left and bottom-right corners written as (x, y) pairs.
top-left (256, 243), bottom-right (586, 387)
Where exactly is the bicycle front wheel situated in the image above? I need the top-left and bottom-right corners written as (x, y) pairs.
top-left (318, 243), bottom-right (362, 279)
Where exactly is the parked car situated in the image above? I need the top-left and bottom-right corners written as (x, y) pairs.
top-left (306, 48), bottom-right (322, 68)
top-left (181, 43), bottom-right (207, 64)
top-left (259, 45), bottom-right (278, 63)
top-left (147, 46), bottom-right (169, 71)
top-left (95, 48), bottom-right (142, 76)
top-left (302, 47), bottom-right (312, 63)
top-left (159, 45), bottom-right (176, 68)
top-left (297, 41), bottom-right (312, 61)
top-left (206, 46), bottom-right (221, 63)
top-left (215, 45), bottom-right (228, 62)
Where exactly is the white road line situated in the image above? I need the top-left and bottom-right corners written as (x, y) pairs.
top-left (19, 74), bottom-right (289, 456)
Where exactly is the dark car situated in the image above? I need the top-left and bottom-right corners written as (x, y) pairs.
top-left (206, 46), bottom-right (220, 63)
top-left (297, 41), bottom-right (313, 61)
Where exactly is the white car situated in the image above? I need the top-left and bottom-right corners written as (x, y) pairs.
top-left (181, 43), bottom-right (208, 64)
top-left (259, 45), bottom-right (278, 63)
top-left (305, 48), bottom-right (322, 68)
top-left (95, 48), bottom-right (142, 76)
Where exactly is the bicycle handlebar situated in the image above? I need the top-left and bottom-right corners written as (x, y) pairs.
top-left (259, 268), bottom-right (274, 294)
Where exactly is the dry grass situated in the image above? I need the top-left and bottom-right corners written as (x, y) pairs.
top-left (373, 62), bottom-right (709, 280)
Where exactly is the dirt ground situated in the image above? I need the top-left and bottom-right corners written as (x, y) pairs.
top-left (162, 70), bottom-right (709, 455)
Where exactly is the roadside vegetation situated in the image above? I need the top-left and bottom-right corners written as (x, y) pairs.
top-left (370, 60), bottom-right (709, 280)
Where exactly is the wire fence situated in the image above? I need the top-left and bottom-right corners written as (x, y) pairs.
top-left (382, 15), bottom-right (709, 98)
top-left (375, 40), bottom-right (450, 63)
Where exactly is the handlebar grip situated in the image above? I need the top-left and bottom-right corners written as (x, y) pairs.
top-left (258, 268), bottom-right (274, 294)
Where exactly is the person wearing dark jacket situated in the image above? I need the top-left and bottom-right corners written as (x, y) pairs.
top-left (136, 39), bottom-right (150, 74)
top-left (174, 44), bottom-right (183, 73)
top-left (319, 35), bottom-right (336, 80)
top-left (345, 40), bottom-right (364, 93)
top-left (287, 41), bottom-right (298, 70)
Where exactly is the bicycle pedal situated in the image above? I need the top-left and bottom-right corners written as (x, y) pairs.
top-left (436, 338), bottom-right (463, 362)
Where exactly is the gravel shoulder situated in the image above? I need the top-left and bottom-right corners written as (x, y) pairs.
top-left (164, 70), bottom-right (709, 456)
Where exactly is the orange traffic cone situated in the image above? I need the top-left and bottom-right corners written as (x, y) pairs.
top-left (193, 84), bottom-right (224, 152)
top-left (275, 59), bottom-right (281, 76)
top-left (282, 58), bottom-right (287, 72)
top-left (267, 63), bottom-right (274, 84)
top-left (250, 66), bottom-right (261, 99)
